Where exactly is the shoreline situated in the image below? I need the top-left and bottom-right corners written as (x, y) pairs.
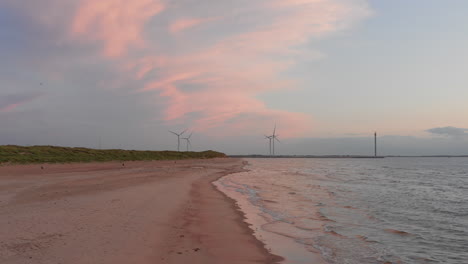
top-left (0, 158), bottom-right (282, 264)
top-left (214, 159), bottom-right (328, 264)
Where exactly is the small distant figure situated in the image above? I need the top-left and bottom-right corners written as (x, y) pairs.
top-left (122, 163), bottom-right (125, 167)
top-left (41, 166), bottom-right (44, 170)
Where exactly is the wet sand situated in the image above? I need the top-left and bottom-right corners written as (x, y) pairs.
top-left (0, 158), bottom-right (282, 264)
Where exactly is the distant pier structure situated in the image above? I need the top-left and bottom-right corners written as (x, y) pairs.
top-left (374, 132), bottom-right (377, 157)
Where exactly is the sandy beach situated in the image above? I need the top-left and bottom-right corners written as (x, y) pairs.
top-left (0, 158), bottom-right (282, 264)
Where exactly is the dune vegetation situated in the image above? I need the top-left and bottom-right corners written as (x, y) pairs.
top-left (0, 145), bottom-right (226, 164)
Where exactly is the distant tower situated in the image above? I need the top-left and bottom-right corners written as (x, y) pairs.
top-left (374, 132), bottom-right (377, 157)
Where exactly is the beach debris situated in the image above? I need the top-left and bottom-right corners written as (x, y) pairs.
top-left (179, 235), bottom-right (184, 238)
top-left (177, 252), bottom-right (183, 254)
top-left (288, 192), bottom-right (296, 195)
top-left (193, 248), bottom-right (201, 252)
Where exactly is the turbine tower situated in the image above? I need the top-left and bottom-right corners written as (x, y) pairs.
top-left (266, 124), bottom-right (280, 156)
top-left (169, 129), bottom-right (186, 152)
top-left (271, 124), bottom-right (280, 156)
top-left (265, 135), bottom-right (272, 156)
top-left (182, 132), bottom-right (193, 152)
top-left (374, 131), bottom-right (377, 157)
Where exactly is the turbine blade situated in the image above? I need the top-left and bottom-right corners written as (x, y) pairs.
top-left (188, 132), bottom-right (193, 139)
top-left (169, 131), bottom-right (178, 135)
top-left (275, 137), bottom-right (281, 143)
top-left (180, 129), bottom-right (187, 135)
top-left (273, 123), bottom-right (276, 136)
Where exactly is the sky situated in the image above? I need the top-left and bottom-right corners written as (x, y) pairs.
top-left (1, 0), bottom-right (468, 155)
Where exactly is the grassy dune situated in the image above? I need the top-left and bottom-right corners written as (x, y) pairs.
top-left (0, 145), bottom-right (226, 164)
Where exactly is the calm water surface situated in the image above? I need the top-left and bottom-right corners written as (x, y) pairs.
top-left (215, 158), bottom-right (468, 264)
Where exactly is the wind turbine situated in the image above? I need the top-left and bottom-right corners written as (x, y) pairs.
top-left (265, 124), bottom-right (280, 156)
top-left (182, 132), bottom-right (193, 152)
top-left (169, 129), bottom-right (186, 152)
top-left (271, 124), bottom-right (280, 156)
top-left (265, 135), bottom-right (272, 156)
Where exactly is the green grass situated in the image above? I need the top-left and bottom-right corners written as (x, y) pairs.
top-left (0, 145), bottom-right (226, 164)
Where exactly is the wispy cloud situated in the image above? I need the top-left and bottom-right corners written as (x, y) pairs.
top-left (125, 0), bottom-right (371, 136)
top-left (0, 93), bottom-right (43, 113)
top-left (72, 0), bottom-right (165, 57)
top-left (3, 0), bottom-right (371, 137)
top-left (426, 126), bottom-right (468, 139)
top-left (169, 17), bottom-right (217, 34)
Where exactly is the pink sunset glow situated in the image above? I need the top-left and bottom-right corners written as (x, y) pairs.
top-left (3, 0), bottom-right (468, 155)
top-left (0, 93), bottom-right (43, 113)
top-left (169, 17), bottom-right (217, 34)
top-left (72, 0), bottom-right (165, 57)
top-left (0, 103), bottom-right (21, 113)
top-left (2, 0), bottom-right (370, 137)
top-left (120, 0), bottom-right (370, 136)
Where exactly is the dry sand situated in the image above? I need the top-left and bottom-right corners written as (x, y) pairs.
top-left (0, 158), bottom-right (282, 264)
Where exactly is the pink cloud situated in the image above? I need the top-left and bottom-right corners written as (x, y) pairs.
top-left (72, 0), bottom-right (165, 57)
top-left (0, 103), bottom-right (21, 113)
top-left (2, 0), bottom-right (164, 58)
top-left (141, 71), bottom-right (203, 92)
top-left (1, 0), bottom-right (370, 138)
top-left (169, 17), bottom-right (217, 34)
top-left (0, 93), bottom-right (43, 113)
top-left (118, 0), bottom-right (371, 137)
top-left (14, 0), bottom-right (368, 137)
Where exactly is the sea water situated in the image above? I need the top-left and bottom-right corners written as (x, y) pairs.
top-left (214, 158), bottom-right (468, 264)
